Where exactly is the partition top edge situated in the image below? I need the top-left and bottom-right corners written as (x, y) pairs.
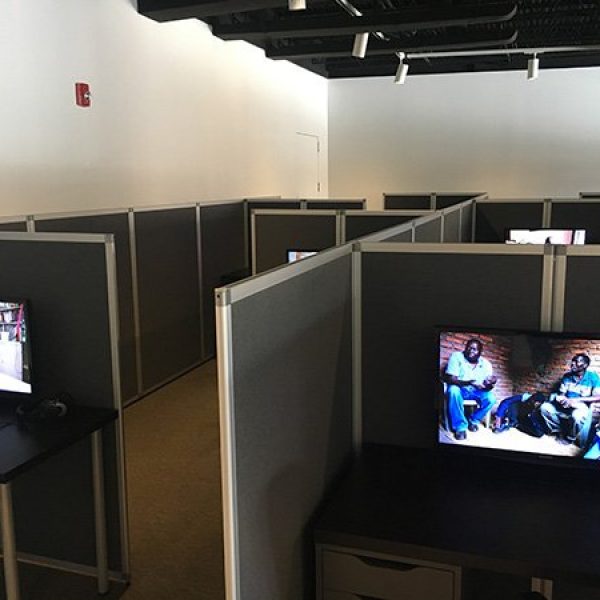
top-left (215, 243), bottom-right (353, 305)
top-left (32, 207), bottom-right (131, 221)
top-left (359, 242), bottom-right (551, 256)
top-left (350, 210), bottom-right (433, 217)
top-left (250, 209), bottom-right (338, 216)
top-left (0, 231), bottom-right (112, 244)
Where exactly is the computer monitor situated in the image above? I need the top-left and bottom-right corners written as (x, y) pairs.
top-left (286, 250), bottom-right (318, 263)
top-left (505, 229), bottom-right (586, 245)
top-left (0, 300), bottom-right (32, 395)
top-left (437, 327), bottom-right (600, 464)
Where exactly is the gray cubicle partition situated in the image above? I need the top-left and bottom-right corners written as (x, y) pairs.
top-left (550, 198), bottom-right (600, 244)
top-left (33, 211), bottom-right (138, 403)
top-left (344, 211), bottom-right (428, 242)
top-left (580, 193), bottom-right (600, 199)
top-left (558, 246), bottom-right (600, 333)
top-left (216, 245), bottom-right (354, 600)
top-left (414, 213), bottom-right (443, 243)
top-left (305, 198), bottom-right (366, 210)
top-left (0, 232), bottom-right (128, 578)
top-left (252, 209), bottom-right (338, 274)
top-left (200, 201), bottom-right (248, 359)
top-left (383, 193), bottom-right (432, 210)
top-left (0, 218), bottom-right (27, 232)
top-left (134, 207), bottom-right (202, 392)
top-left (474, 199), bottom-right (546, 242)
top-left (360, 243), bottom-right (551, 447)
top-left (442, 206), bottom-right (462, 242)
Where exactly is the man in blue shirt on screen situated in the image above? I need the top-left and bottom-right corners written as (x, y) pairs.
top-left (444, 338), bottom-right (497, 441)
top-left (540, 353), bottom-right (600, 447)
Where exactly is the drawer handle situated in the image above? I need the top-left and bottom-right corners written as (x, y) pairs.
top-left (356, 556), bottom-right (418, 572)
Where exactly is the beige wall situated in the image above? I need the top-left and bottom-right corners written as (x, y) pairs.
top-left (0, 0), bottom-right (328, 218)
top-left (328, 69), bottom-right (600, 209)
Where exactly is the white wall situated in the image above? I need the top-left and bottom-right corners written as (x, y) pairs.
top-left (0, 0), bottom-right (328, 218)
top-left (328, 68), bottom-right (600, 209)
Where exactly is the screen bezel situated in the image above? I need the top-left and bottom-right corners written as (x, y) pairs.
top-left (435, 325), bottom-right (600, 469)
top-left (0, 298), bottom-right (33, 398)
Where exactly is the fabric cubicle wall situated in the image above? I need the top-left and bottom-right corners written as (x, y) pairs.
top-left (474, 199), bottom-right (545, 242)
top-left (200, 202), bottom-right (248, 359)
top-left (134, 207), bottom-right (202, 392)
top-left (414, 214), bottom-right (443, 243)
top-left (26, 200), bottom-right (247, 403)
top-left (216, 246), bottom-right (354, 600)
top-left (344, 211), bottom-right (425, 242)
top-left (0, 220), bottom-right (27, 232)
top-left (383, 194), bottom-right (432, 210)
top-left (0, 232), bottom-right (127, 576)
top-left (305, 199), bottom-right (365, 210)
top-left (550, 199), bottom-right (600, 244)
top-left (359, 243), bottom-right (550, 447)
top-left (443, 207), bottom-right (461, 242)
top-left (34, 212), bottom-right (138, 403)
top-left (560, 246), bottom-right (600, 333)
top-left (252, 210), bottom-right (338, 274)
top-left (436, 193), bottom-right (486, 209)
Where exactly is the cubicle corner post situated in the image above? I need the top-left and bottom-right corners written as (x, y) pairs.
top-left (352, 244), bottom-right (363, 455)
top-left (103, 234), bottom-right (131, 578)
top-left (26, 216), bottom-right (35, 233)
top-left (542, 198), bottom-right (552, 228)
top-left (195, 204), bottom-right (206, 362)
top-left (539, 244), bottom-right (555, 333)
top-left (251, 211), bottom-right (258, 276)
top-left (551, 246), bottom-right (568, 332)
top-left (430, 193), bottom-right (437, 211)
top-left (215, 288), bottom-right (241, 600)
top-left (127, 209), bottom-right (144, 397)
top-left (336, 211), bottom-right (345, 245)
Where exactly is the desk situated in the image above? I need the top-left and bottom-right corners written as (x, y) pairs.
top-left (315, 445), bottom-right (600, 599)
top-left (0, 406), bottom-right (117, 600)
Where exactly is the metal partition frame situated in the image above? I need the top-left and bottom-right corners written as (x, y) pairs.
top-left (0, 231), bottom-right (129, 581)
top-left (216, 243), bottom-right (355, 600)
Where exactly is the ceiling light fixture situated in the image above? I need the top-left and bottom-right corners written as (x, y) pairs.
top-left (352, 32), bottom-right (369, 58)
top-left (527, 53), bottom-right (539, 80)
top-left (288, 0), bottom-right (306, 10)
top-left (394, 52), bottom-right (409, 84)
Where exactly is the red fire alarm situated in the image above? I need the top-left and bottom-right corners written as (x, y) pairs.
top-left (75, 82), bottom-right (91, 107)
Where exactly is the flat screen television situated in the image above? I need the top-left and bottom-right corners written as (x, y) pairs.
top-left (286, 250), bottom-right (318, 263)
top-left (437, 327), bottom-right (600, 463)
top-left (0, 300), bottom-right (32, 395)
top-left (505, 228), bottom-right (586, 245)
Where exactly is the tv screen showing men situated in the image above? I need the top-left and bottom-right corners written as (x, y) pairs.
top-left (438, 329), bottom-right (600, 460)
top-left (0, 301), bottom-right (32, 394)
top-left (506, 229), bottom-right (586, 245)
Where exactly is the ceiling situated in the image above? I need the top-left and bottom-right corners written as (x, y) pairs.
top-left (137, 1), bottom-right (600, 79)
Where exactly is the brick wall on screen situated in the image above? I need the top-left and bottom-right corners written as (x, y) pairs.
top-left (440, 333), bottom-right (600, 410)
top-left (439, 332), bottom-right (514, 400)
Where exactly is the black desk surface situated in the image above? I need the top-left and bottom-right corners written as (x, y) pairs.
top-left (314, 444), bottom-right (600, 586)
top-left (0, 404), bottom-right (117, 483)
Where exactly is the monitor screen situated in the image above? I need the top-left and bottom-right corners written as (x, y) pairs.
top-left (438, 328), bottom-right (600, 462)
top-left (286, 250), bottom-right (318, 263)
top-left (506, 229), bottom-right (586, 245)
top-left (0, 300), bottom-right (32, 395)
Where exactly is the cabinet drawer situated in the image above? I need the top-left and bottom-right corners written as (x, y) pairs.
top-left (323, 550), bottom-right (456, 600)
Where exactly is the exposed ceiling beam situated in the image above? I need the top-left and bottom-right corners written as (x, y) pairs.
top-left (212, 2), bottom-right (518, 40)
top-left (266, 28), bottom-right (519, 60)
top-left (138, 0), bottom-right (288, 22)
